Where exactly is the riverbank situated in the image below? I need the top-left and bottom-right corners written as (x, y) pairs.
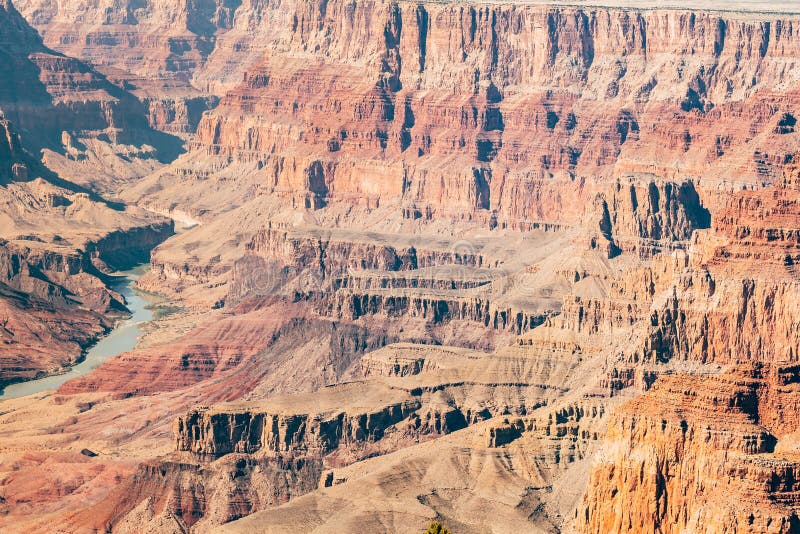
top-left (0, 264), bottom-right (157, 400)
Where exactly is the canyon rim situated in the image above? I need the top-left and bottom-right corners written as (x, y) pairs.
top-left (0, 0), bottom-right (799, 532)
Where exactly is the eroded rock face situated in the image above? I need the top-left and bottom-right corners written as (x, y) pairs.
top-left (0, 1), bottom-right (180, 391)
top-left (581, 160), bottom-right (800, 533)
top-left (174, 388), bottom-right (421, 457)
top-left (0, 1), bottom-right (162, 149)
top-left (581, 368), bottom-right (800, 534)
top-left (62, 456), bottom-right (325, 531)
top-left (0, 270), bottom-right (109, 392)
top-left (61, 337), bottom-right (586, 530)
top-left (638, 162), bottom-right (800, 366)
top-left (147, 0), bottom-right (800, 231)
top-left (14, 0), bottom-right (291, 133)
top-left (4, 2), bottom-right (800, 533)
top-left (0, 216), bottom-right (173, 392)
top-left (584, 178), bottom-right (711, 258)
top-left (0, 119), bottom-right (25, 183)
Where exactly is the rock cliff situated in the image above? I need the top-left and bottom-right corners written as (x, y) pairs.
top-left (1, 1), bottom-right (151, 144)
top-left (14, 0), bottom-right (293, 134)
top-left (129, 0), bottom-right (800, 232)
top-left (0, 211), bottom-right (173, 392)
top-left (639, 160), bottom-right (800, 366)
top-left (582, 367), bottom-right (800, 533)
top-left (85, 340), bottom-right (586, 530)
top-left (581, 160), bottom-right (800, 533)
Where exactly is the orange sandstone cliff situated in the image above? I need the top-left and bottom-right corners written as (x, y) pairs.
top-left (581, 160), bottom-right (800, 534)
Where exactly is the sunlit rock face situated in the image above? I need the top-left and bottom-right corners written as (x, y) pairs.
top-left (582, 161), bottom-right (800, 534)
top-left (180, 0), bottom-right (800, 225)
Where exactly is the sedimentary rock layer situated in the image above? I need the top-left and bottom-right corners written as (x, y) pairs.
top-left (14, 0), bottom-right (292, 133)
top-left (139, 0), bottom-right (800, 231)
top-left (4, 2), bottom-right (800, 533)
top-left (582, 367), bottom-right (800, 533)
top-left (581, 160), bottom-right (800, 533)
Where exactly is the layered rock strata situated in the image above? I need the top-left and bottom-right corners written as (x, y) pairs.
top-left (0, 0), bottom-right (174, 153)
top-left (0, 0), bottom-right (180, 390)
top-left (582, 368), bottom-right (800, 533)
top-left (639, 160), bottom-right (800, 366)
top-left (130, 0), bottom-right (800, 234)
top-left (91, 340), bottom-right (586, 530)
top-left (14, 0), bottom-right (295, 134)
top-left (0, 214), bottom-right (173, 391)
top-left (581, 160), bottom-right (800, 532)
top-left (4, 1), bottom-right (800, 533)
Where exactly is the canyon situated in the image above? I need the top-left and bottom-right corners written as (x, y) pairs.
top-left (0, 0), bottom-right (176, 393)
top-left (0, 0), bottom-right (799, 533)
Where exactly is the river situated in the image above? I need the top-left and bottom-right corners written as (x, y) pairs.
top-left (0, 263), bottom-right (156, 400)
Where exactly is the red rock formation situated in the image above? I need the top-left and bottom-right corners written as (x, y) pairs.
top-left (6, 2), bottom-right (800, 533)
top-left (0, 276), bottom-right (108, 392)
top-left (582, 367), bottom-right (800, 533)
top-left (0, 210), bottom-right (173, 385)
top-left (0, 1), bottom-right (157, 148)
top-left (0, 1), bottom-right (178, 391)
top-left (174, 384), bottom-right (420, 457)
top-left (0, 0), bottom-right (187, 202)
top-left (43, 335), bottom-right (588, 531)
top-left (152, 0), bottom-right (800, 230)
top-left (582, 160), bottom-right (800, 532)
top-left (57, 300), bottom-right (303, 396)
top-left (583, 178), bottom-right (711, 257)
top-left (708, 158), bottom-right (800, 265)
top-left (65, 455), bottom-right (324, 531)
top-left (636, 161), bottom-right (800, 366)
top-left (14, 0), bottom-right (290, 133)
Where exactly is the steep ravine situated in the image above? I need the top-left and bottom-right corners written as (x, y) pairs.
top-left (1, 1), bottom-right (800, 533)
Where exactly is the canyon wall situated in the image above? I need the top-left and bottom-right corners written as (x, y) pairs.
top-left (3, 1), bottom-right (800, 533)
top-left (114, 342), bottom-right (587, 530)
top-left (1, 0), bottom-right (165, 149)
top-left (581, 160), bottom-right (800, 532)
top-left (0, 239), bottom-right (111, 391)
top-left (638, 160), bottom-right (800, 366)
top-left (0, 0), bottom-right (189, 199)
top-left (142, 0), bottom-right (800, 231)
top-left (582, 368), bottom-right (800, 533)
top-left (0, 211), bottom-right (173, 392)
top-left (14, 0), bottom-right (295, 133)
top-left (0, 1), bottom-right (178, 390)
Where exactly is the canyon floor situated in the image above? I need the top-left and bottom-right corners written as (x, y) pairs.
top-left (1, 0), bottom-right (800, 533)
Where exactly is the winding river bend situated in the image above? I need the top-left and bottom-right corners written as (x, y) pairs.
top-left (0, 264), bottom-right (155, 400)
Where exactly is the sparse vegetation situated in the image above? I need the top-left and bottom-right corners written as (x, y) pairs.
top-left (426, 521), bottom-right (452, 534)
top-left (148, 304), bottom-right (185, 320)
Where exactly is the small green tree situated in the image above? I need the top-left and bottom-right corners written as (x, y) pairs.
top-left (425, 521), bottom-right (452, 534)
